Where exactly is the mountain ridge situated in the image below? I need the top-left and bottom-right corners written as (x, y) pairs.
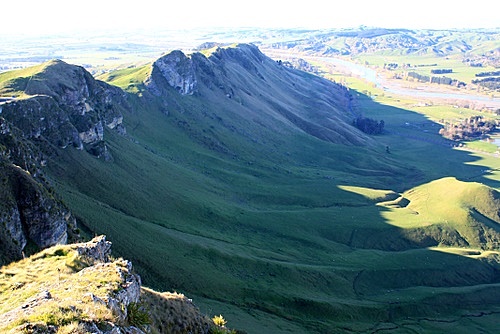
top-left (143, 43), bottom-right (370, 146)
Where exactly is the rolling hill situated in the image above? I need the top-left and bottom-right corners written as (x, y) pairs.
top-left (1, 43), bottom-right (499, 333)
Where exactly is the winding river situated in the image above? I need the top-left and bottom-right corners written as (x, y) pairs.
top-left (314, 57), bottom-right (500, 109)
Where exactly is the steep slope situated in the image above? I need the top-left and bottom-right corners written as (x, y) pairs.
top-left (0, 44), bottom-right (499, 333)
top-left (144, 44), bottom-right (370, 146)
top-left (0, 116), bottom-right (79, 266)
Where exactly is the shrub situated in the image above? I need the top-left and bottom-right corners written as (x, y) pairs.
top-left (127, 302), bottom-right (151, 328)
top-left (353, 117), bottom-right (384, 135)
top-left (212, 314), bottom-right (227, 327)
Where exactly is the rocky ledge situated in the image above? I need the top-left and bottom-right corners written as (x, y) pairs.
top-left (0, 236), bottom-right (219, 334)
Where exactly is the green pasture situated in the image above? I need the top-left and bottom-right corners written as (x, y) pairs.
top-left (353, 50), bottom-right (499, 84)
top-left (97, 65), bottom-right (151, 94)
top-left (0, 63), bottom-right (48, 97)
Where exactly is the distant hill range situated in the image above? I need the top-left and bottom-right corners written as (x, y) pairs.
top-left (249, 27), bottom-right (500, 61)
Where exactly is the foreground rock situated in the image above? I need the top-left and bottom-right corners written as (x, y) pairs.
top-left (0, 236), bottom-right (216, 334)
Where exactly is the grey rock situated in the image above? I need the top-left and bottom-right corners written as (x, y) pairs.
top-left (0, 60), bottom-right (128, 158)
top-left (75, 235), bottom-right (112, 262)
top-left (0, 162), bottom-right (77, 265)
top-left (148, 50), bottom-right (197, 95)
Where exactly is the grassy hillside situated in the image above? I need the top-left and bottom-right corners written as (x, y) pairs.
top-left (2, 45), bottom-right (499, 333)
top-left (97, 65), bottom-right (151, 95)
top-left (0, 63), bottom-right (47, 98)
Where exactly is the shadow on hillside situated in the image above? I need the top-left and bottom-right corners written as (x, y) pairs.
top-left (353, 91), bottom-right (499, 190)
top-left (321, 92), bottom-right (500, 325)
top-left (326, 185), bottom-right (500, 331)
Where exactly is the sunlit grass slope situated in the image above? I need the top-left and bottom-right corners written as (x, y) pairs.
top-left (0, 244), bottom-right (118, 332)
top-left (97, 65), bottom-right (151, 94)
top-left (388, 177), bottom-right (499, 228)
top-left (343, 177), bottom-right (500, 249)
top-left (0, 63), bottom-right (48, 98)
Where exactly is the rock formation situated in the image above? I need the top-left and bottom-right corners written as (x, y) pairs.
top-left (0, 59), bottom-right (133, 264)
top-left (0, 60), bottom-right (127, 159)
top-left (0, 159), bottom-right (78, 266)
top-left (146, 50), bottom-right (198, 96)
top-left (0, 236), bottom-right (215, 334)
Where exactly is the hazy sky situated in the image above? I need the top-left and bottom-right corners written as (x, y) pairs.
top-left (1, 0), bottom-right (498, 36)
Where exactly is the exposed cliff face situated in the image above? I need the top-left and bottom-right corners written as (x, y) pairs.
top-left (0, 59), bottom-right (130, 265)
top-left (146, 51), bottom-right (198, 96)
top-left (0, 158), bottom-right (78, 266)
top-left (0, 60), bottom-right (127, 160)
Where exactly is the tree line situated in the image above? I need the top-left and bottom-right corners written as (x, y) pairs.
top-left (471, 77), bottom-right (500, 90)
top-left (439, 116), bottom-right (498, 141)
top-left (430, 69), bottom-right (453, 74)
top-left (406, 72), bottom-right (466, 87)
top-left (475, 70), bottom-right (500, 77)
top-left (353, 117), bottom-right (384, 135)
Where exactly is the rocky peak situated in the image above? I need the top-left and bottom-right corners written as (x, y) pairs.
top-left (210, 43), bottom-right (268, 65)
top-left (0, 60), bottom-right (128, 160)
top-left (147, 50), bottom-right (197, 96)
top-left (144, 44), bottom-right (269, 99)
top-left (24, 59), bottom-right (94, 104)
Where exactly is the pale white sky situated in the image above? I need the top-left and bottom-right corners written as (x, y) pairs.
top-left (1, 0), bottom-right (498, 37)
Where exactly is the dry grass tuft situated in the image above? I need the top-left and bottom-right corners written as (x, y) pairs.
top-left (140, 287), bottom-right (213, 333)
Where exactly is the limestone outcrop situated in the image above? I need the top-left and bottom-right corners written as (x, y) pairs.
top-left (0, 160), bottom-right (77, 266)
top-left (0, 60), bottom-right (127, 159)
top-left (146, 50), bottom-right (197, 96)
top-left (0, 236), bottom-right (144, 333)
